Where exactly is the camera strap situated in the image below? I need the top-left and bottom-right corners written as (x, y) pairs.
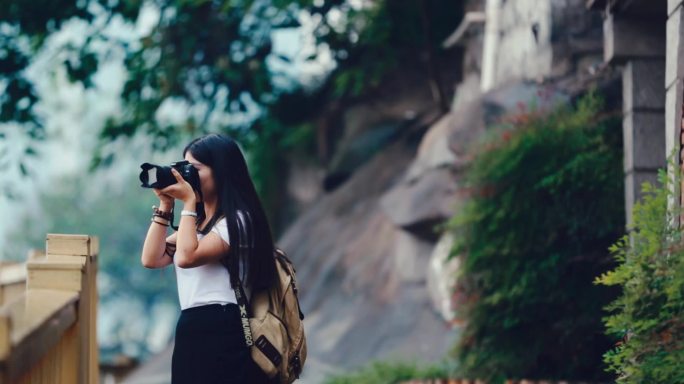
top-left (234, 278), bottom-right (254, 347)
top-left (232, 209), bottom-right (255, 347)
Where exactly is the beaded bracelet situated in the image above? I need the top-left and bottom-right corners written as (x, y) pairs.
top-left (151, 217), bottom-right (170, 227)
top-left (152, 205), bottom-right (173, 221)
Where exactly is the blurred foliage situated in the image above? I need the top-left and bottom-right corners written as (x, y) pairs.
top-left (445, 93), bottom-right (624, 382)
top-left (324, 360), bottom-right (455, 384)
top-left (0, 0), bottom-right (461, 207)
top-left (596, 160), bottom-right (684, 383)
top-left (312, 0), bottom-right (461, 99)
top-left (4, 173), bottom-right (177, 356)
top-left (6, 173), bottom-right (174, 301)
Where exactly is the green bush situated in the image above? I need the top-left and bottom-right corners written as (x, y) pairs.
top-left (596, 163), bottom-right (684, 383)
top-left (324, 360), bottom-right (454, 384)
top-left (446, 93), bottom-right (624, 382)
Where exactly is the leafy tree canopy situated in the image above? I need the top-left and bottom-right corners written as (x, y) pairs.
top-left (0, 0), bottom-right (461, 226)
top-left (0, 0), bottom-right (461, 161)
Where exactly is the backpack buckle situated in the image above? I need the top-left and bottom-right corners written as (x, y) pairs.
top-left (291, 355), bottom-right (302, 378)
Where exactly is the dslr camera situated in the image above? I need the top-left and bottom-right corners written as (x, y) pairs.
top-left (139, 160), bottom-right (201, 191)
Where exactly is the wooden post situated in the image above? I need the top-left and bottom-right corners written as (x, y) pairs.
top-left (0, 313), bottom-right (9, 363)
top-left (25, 234), bottom-right (100, 384)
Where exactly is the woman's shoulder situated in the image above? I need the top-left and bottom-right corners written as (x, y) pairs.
top-left (210, 216), bottom-right (229, 243)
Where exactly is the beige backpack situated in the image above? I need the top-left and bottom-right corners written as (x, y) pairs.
top-left (233, 247), bottom-right (307, 383)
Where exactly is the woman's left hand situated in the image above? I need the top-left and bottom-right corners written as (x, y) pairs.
top-left (160, 169), bottom-right (196, 203)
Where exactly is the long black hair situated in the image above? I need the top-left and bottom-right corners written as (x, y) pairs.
top-left (183, 133), bottom-right (277, 292)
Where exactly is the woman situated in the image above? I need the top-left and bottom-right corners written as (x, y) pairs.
top-left (140, 133), bottom-right (278, 383)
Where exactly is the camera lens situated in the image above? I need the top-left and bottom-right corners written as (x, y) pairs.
top-left (139, 163), bottom-right (176, 189)
top-left (144, 167), bottom-right (158, 185)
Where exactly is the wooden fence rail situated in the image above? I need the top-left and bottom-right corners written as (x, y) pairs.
top-left (0, 262), bottom-right (26, 307)
top-left (0, 234), bottom-right (99, 384)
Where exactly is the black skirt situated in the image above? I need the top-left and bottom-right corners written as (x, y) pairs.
top-left (171, 303), bottom-right (274, 384)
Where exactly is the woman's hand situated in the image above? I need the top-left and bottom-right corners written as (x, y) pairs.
top-left (160, 168), bottom-right (197, 204)
top-left (153, 188), bottom-right (174, 207)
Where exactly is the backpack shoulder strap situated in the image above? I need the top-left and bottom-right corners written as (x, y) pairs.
top-left (274, 247), bottom-right (305, 321)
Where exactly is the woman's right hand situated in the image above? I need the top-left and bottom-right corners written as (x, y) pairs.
top-left (153, 188), bottom-right (174, 208)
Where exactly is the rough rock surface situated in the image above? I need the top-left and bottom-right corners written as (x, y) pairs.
top-left (379, 167), bottom-right (459, 238)
top-left (277, 113), bottom-right (458, 383)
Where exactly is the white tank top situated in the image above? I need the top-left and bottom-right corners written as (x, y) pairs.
top-left (173, 217), bottom-right (238, 310)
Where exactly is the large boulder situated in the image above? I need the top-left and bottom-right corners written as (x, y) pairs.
top-left (278, 117), bottom-right (457, 383)
top-left (379, 76), bottom-right (486, 239)
top-left (379, 166), bottom-right (459, 240)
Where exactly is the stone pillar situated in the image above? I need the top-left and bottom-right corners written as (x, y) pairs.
top-left (601, 9), bottom-right (666, 229)
top-left (623, 60), bottom-right (666, 228)
top-left (667, 1), bottom-right (684, 224)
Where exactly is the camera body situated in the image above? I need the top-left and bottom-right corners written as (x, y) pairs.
top-left (139, 160), bottom-right (201, 192)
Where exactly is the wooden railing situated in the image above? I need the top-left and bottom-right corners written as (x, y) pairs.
top-left (0, 234), bottom-right (99, 384)
top-left (0, 251), bottom-right (43, 307)
top-left (0, 262), bottom-right (26, 308)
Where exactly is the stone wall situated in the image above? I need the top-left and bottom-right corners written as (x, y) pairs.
top-left (482, 0), bottom-right (602, 90)
top-left (494, 0), bottom-right (554, 84)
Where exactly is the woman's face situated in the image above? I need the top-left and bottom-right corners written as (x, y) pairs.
top-left (185, 151), bottom-right (215, 201)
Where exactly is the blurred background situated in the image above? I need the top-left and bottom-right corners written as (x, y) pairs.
top-left (0, 0), bottom-right (681, 383)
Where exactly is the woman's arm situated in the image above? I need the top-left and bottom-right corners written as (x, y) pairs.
top-left (161, 169), bottom-right (230, 268)
top-left (141, 201), bottom-right (175, 269)
top-left (174, 196), bottom-right (200, 267)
